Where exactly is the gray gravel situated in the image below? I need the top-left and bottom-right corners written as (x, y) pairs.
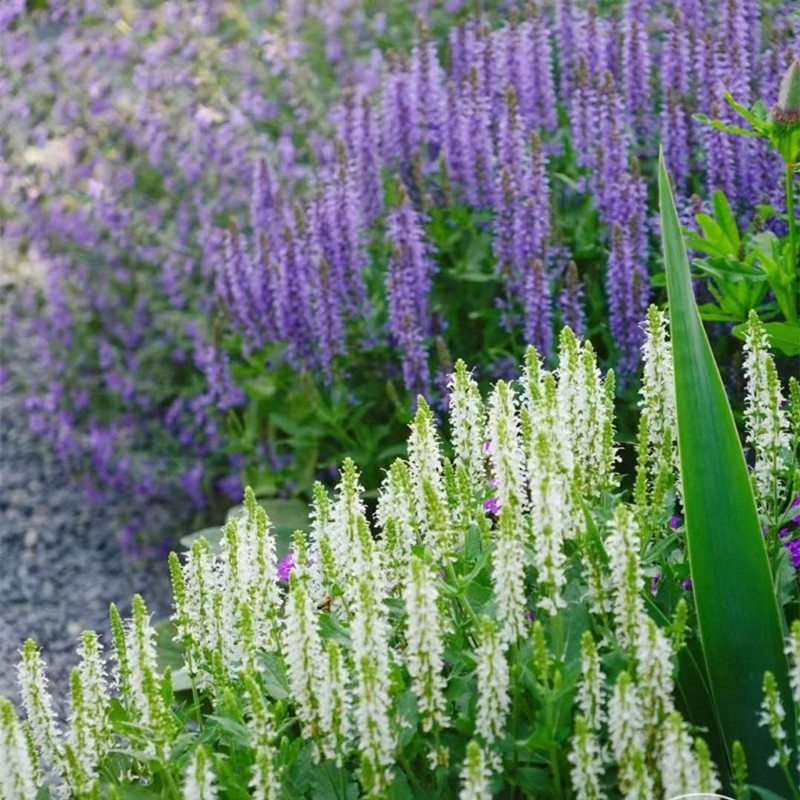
top-left (0, 286), bottom-right (176, 707)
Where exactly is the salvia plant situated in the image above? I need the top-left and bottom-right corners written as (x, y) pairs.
top-left (1, 0), bottom-right (796, 524)
top-left (3, 281), bottom-right (800, 797)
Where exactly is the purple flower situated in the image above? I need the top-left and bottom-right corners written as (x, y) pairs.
top-left (682, 578), bottom-right (693, 591)
top-left (670, 514), bottom-right (681, 530)
top-left (651, 573), bottom-right (662, 596)
top-left (785, 539), bottom-right (800, 570)
top-left (483, 496), bottom-right (501, 515)
top-left (277, 554), bottom-right (296, 582)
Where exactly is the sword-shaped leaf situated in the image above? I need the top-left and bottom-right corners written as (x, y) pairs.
top-left (659, 150), bottom-right (794, 792)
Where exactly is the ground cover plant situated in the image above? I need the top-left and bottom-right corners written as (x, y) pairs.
top-left (2, 170), bottom-right (800, 799)
top-left (1, 1), bottom-right (796, 540)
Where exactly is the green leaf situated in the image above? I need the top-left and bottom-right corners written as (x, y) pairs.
top-left (659, 151), bottom-right (795, 793)
top-left (730, 321), bottom-right (800, 356)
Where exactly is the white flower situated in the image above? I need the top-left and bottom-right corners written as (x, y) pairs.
top-left (449, 360), bottom-right (488, 496)
top-left (183, 746), bottom-right (218, 800)
top-left (459, 740), bottom-right (493, 800)
top-left (487, 380), bottom-right (527, 513)
top-left (634, 618), bottom-right (675, 728)
top-left (0, 697), bottom-right (39, 800)
top-left (605, 505), bottom-right (646, 650)
top-left (743, 310), bottom-right (790, 511)
top-left (64, 630), bottom-right (110, 794)
top-left (492, 507), bottom-right (528, 644)
top-left (636, 305), bottom-right (680, 510)
top-left (759, 671), bottom-right (790, 769)
top-left (244, 674), bottom-right (279, 800)
top-left (376, 459), bottom-right (418, 589)
top-left (407, 398), bottom-right (452, 558)
top-left (568, 714), bottom-right (606, 800)
top-left (607, 672), bottom-right (652, 798)
top-left (319, 641), bottom-right (352, 765)
top-left (785, 620), bottom-right (800, 707)
top-left (577, 633), bottom-right (605, 731)
top-left (475, 617), bottom-right (510, 745)
top-left (658, 711), bottom-right (699, 798)
top-left (281, 570), bottom-right (325, 742)
top-left (351, 570), bottom-right (394, 796)
top-left (403, 556), bottom-right (449, 730)
top-left (17, 639), bottom-right (61, 770)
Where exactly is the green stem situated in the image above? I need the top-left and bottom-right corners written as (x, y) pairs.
top-left (787, 164), bottom-right (797, 276)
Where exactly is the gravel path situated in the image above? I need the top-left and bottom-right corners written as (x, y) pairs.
top-left (0, 285), bottom-right (175, 706)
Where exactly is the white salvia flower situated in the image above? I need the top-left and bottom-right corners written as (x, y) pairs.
top-left (634, 617), bottom-right (675, 729)
top-left (176, 538), bottom-right (218, 671)
top-left (0, 697), bottom-right (39, 799)
top-left (557, 329), bottom-right (614, 498)
top-left (328, 459), bottom-right (372, 594)
top-left (306, 482), bottom-right (331, 597)
top-left (492, 507), bottom-right (528, 644)
top-left (123, 595), bottom-right (173, 748)
top-left (520, 345), bottom-right (544, 414)
top-left (658, 711), bottom-right (700, 798)
top-left (183, 746), bottom-right (218, 800)
top-left (607, 672), bottom-right (653, 799)
top-left (605, 505), bottom-right (646, 650)
top-left (351, 569), bottom-right (394, 796)
top-left (694, 737), bottom-right (721, 794)
top-left (376, 459), bottom-right (418, 589)
top-left (281, 569), bottom-right (324, 743)
top-left (243, 674), bottom-right (280, 800)
top-left (786, 620), bottom-right (800, 706)
top-left (475, 617), bottom-right (510, 745)
top-left (759, 671), bottom-right (790, 769)
top-left (64, 631), bottom-right (110, 794)
top-left (527, 403), bottom-right (569, 615)
top-left (636, 305), bottom-right (680, 511)
top-left (403, 556), bottom-right (449, 731)
top-left (459, 740), bottom-right (492, 800)
top-left (449, 360), bottom-right (488, 496)
top-left (743, 310), bottom-right (790, 511)
top-left (319, 641), bottom-right (352, 765)
top-left (17, 639), bottom-right (61, 770)
top-left (407, 398), bottom-right (453, 558)
top-left (568, 714), bottom-right (606, 800)
top-left (487, 380), bottom-right (527, 514)
top-left (577, 632), bottom-right (605, 730)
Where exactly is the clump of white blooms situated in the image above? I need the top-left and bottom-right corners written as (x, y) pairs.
top-left (3, 322), bottom-right (795, 798)
top-left (635, 304), bottom-right (680, 515)
top-left (743, 310), bottom-right (791, 512)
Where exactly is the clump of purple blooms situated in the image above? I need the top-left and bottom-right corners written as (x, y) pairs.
top-left (1, 0), bottom-right (796, 514)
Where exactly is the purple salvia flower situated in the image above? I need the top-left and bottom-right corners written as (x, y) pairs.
top-left (606, 219), bottom-right (646, 375)
top-left (558, 260), bottom-right (586, 337)
top-left (463, 66), bottom-right (496, 208)
top-left (385, 182), bottom-right (437, 399)
top-left (443, 80), bottom-right (468, 195)
top-left (594, 72), bottom-right (629, 223)
top-left (522, 257), bottom-right (552, 357)
top-left (382, 52), bottom-right (418, 173)
top-left (621, 0), bottom-right (652, 143)
top-left (410, 21), bottom-right (445, 160)
top-left (554, 0), bottom-right (577, 96)
top-left (568, 56), bottom-right (599, 178)
top-left (523, 2), bottom-right (558, 133)
top-left (660, 11), bottom-right (692, 190)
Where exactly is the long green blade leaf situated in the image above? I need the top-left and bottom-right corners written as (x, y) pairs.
top-left (659, 151), bottom-right (794, 791)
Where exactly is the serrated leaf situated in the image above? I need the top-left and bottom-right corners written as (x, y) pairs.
top-left (659, 151), bottom-right (795, 793)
